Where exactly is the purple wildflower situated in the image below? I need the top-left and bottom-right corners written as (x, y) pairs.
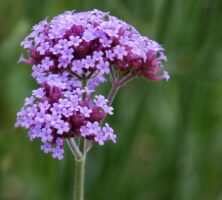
top-left (68, 36), bottom-right (82, 47)
top-left (41, 142), bottom-right (52, 153)
top-left (41, 57), bottom-right (54, 70)
top-left (24, 96), bottom-right (34, 106)
top-left (82, 30), bottom-right (96, 42)
top-left (16, 9), bottom-right (170, 159)
top-left (114, 45), bottom-right (128, 60)
top-left (94, 95), bottom-right (108, 107)
top-left (37, 42), bottom-right (49, 55)
top-left (40, 127), bottom-right (53, 142)
top-left (52, 146), bottom-right (64, 160)
top-left (58, 57), bottom-right (70, 68)
top-left (93, 51), bottom-right (103, 62)
top-left (103, 123), bottom-right (116, 143)
top-left (82, 56), bottom-right (95, 69)
top-left (54, 120), bottom-right (70, 135)
top-left (79, 106), bottom-right (92, 118)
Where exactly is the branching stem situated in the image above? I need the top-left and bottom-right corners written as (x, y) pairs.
top-left (67, 69), bottom-right (136, 200)
top-left (66, 138), bottom-right (83, 160)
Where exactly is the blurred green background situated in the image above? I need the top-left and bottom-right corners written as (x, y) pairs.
top-left (1, 0), bottom-right (222, 199)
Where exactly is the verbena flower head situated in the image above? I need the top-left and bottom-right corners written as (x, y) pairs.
top-left (19, 9), bottom-right (169, 84)
top-left (16, 78), bottom-right (115, 159)
top-left (16, 9), bottom-right (170, 159)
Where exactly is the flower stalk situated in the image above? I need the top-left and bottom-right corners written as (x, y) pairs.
top-left (74, 154), bottom-right (86, 200)
top-left (66, 138), bottom-right (83, 160)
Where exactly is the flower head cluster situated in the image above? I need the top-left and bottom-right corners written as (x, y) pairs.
top-left (20, 9), bottom-right (169, 85)
top-left (16, 10), bottom-right (169, 159)
top-left (16, 78), bottom-right (116, 159)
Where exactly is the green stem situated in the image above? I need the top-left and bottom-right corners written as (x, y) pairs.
top-left (74, 155), bottom-right (86, 200)
top-left (107, 83), bottom-right (119, 106)
top-left (66, 138), bottom-right (83, 160)
top-left (71, 72), bottom-right (135, 200)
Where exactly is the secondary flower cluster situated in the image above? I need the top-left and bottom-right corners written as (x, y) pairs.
top-left (16, 76), bottom-right (116, 159)
top-left (16, 9), bottom-right (170, 159)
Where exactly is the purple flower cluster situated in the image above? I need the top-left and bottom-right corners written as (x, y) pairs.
top-left (16, 9), bottom-right (169, 159)
top-left (19, 9), bottom-right (169, 84)
top-left (16, 79), bottom-right (115, 159)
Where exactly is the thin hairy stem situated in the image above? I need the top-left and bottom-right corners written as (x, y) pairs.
top-left (119, 73), bottom-right (136, 86)
top-left (66, 138), bottom-right (83, 160)
top-left (69, 70), bottom-right (82, 80)
top-left (107, 83), bottom-right (120, 106)
top-left (74, 155), bottom-right (86, 200)
top-left (109, 65), bottom-right (117, 82)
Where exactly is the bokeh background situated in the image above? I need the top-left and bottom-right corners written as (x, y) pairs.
top-left (1, 0), bottom-right (222, 199)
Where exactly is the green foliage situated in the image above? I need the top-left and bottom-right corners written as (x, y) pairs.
top-left (1, 0), bottom-right (222, 199)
